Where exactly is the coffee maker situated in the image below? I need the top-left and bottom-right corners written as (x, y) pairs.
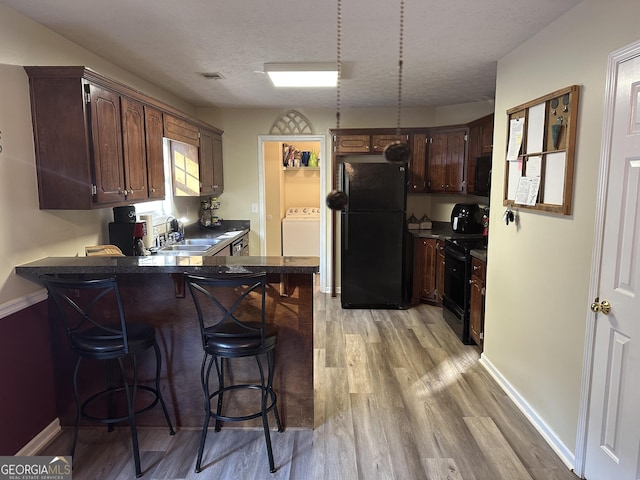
top-left (108, 206), bottom-right (147, 256)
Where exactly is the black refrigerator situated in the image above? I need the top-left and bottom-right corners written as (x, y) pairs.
top-left (340, 161), bottom-right (410, 309)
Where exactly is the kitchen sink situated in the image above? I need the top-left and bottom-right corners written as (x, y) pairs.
top-left (183, 238), bottom-right (219, 246)
top-left (155, 250), bottom-right (207, 256)
top-left (160, 244), bottom-right (211, 252)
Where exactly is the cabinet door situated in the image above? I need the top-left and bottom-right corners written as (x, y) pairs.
top-left (408, 133), bottom-right (427, 193)
top-left (199, 128), bottom-right (215, 195)
top-left (212, 133), bottom-right (224, 195)
top-left (371, 134), bottom-right (407, 153)
top-left (469, 257), bottom-right (486, 348)
top-left (334, 134), bottom-right (370, 153)
top-left (467, 123), bottom-right (481, 194)
top-left (121, 97), bottom-right (148, 201)
top-left (414, 238), bottom-right (437, 303)
top-left (445, 129), bottom-right (466, 192)
top-left (427, 128), bottom-right (467, 193)
top-left (436, 240), bottom-right (445, 304)
top-left (480, 115), bottom-right (494, 155)
top-left (427, 131), bottom-right (448, 192)
top-left (145, 106), bottom-right (165, 199)
top-left (90, 85), bottom-right (125, 204)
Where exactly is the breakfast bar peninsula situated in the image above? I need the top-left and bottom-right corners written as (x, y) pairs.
top-left (15, 255), bottom-right (319, 429)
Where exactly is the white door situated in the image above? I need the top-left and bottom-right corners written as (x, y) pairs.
top-left (584, 43), bottom-right (640, 479)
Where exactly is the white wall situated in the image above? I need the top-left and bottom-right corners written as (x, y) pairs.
top-left (485, 0), bottom-right (640, 460)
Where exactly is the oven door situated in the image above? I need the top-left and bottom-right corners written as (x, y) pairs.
top-left (442, 242), bottom-right (472, 343)
top-left (443, 244), bottom-right (467, 318)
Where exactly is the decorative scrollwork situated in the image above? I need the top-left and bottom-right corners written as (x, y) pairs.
top-left (269, 110), bottom-right (313, 135)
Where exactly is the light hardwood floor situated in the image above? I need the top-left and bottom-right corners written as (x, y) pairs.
top-left (39, 287), bottom-right (579, 479)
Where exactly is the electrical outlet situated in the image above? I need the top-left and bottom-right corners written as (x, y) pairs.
top-left (251, 203), bottom-right (258, 213)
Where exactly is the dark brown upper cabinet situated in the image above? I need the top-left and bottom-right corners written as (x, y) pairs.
top-left (24, 66), bottom-right (222, 209)
top-left (427, 127), bottom-right (467, 193)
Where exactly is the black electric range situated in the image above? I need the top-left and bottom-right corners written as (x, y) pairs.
top-left (442, 235), bottom-right (487, 344)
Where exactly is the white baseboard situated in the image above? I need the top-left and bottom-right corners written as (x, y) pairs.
top-left (479, 354), bottom-right (576, 471)
top-left (16, 418), bottom-right (61, 456)
top-left (0, 288), bottom-right (47, 320)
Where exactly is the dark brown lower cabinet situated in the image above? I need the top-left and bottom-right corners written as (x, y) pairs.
top-left (412, 237), bottom-right (440, 305)
top-left (436, 239), bottom-right (445, 305)
top-left (469, 256), bottom-right (486, 349)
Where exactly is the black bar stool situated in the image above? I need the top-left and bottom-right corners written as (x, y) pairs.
top-left (185, 272), bottom-right (283, 474)
top-left (40, 275), bottom-right (175, 478)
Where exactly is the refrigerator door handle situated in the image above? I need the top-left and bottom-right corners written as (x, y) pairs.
top-left (342, 169), bottom-right (350, 211)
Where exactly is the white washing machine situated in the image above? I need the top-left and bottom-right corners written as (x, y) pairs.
top-left (282, 207), bottom-right (320, 256)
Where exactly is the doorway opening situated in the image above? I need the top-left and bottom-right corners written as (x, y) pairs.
top-left (257, 135), bottom-right (329, 292)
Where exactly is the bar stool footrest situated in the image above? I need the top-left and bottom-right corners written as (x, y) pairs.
top-left (207, 384), bottom-right (278, 423)
top-left (81, 385), bottom-right (161, 424)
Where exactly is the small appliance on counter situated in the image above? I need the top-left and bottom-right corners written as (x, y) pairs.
top-left (139, 214), bottom-right (155, 249)
top-left (450, 203), bottom-right (483, 234)
top-left (108, 206), bottom-right (147, 256)
top-left (112, 205), bottom-right (136, 223)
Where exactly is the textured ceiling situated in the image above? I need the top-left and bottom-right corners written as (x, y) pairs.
top-left (1, 0), bottom-right (583, 109)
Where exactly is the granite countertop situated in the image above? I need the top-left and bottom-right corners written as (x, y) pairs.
top-left (15, 255), bottom-right (319, 279)
top-left (470, 249), bottom-right (487, 262)
top-left (407, 221), bottom-right (458, 239)
top-left (409, 221), bottom-right (489, 263)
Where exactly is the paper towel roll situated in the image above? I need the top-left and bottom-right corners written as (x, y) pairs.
top-left (140, 214), bottom-right (155, 248)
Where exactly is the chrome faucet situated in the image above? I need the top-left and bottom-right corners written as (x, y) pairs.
top-left (165, 215), bottom-right (176, 244)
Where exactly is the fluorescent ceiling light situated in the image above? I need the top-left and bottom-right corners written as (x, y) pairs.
top-left (264, 63), bottom-right (338, 87)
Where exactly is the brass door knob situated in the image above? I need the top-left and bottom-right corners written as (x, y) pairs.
top-left (591, 298), bottom-right (611, 315)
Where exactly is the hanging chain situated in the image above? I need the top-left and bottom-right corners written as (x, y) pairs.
top-left (336, 0), bottom-right (342, 129)
top-left (396, 0), bottom-right (405, 134)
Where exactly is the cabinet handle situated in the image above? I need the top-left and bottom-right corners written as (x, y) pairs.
top-left (151, 188), bottom-right (156, 193)
top-left (473, 265), bottom-right (479, 271)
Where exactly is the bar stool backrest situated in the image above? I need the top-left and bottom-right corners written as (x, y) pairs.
top-left (185, 272), bottom-right (268, 349)
top-left (40, 275), bottom-right (130, 357)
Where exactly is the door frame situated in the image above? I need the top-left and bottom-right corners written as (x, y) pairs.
top-left (257, 134), bottom-right (329, 292)
top-left (574, 38), bottom-right (640, 479)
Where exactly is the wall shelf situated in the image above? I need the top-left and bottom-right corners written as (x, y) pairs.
top-left (283, 167), bottom-right (320, 171)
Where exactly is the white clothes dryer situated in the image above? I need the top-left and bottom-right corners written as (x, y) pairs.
top-left (281, 207), bottom-right (320, 256)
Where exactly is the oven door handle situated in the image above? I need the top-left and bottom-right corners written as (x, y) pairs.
top-left (444, 246), bottom-right (467, 263)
